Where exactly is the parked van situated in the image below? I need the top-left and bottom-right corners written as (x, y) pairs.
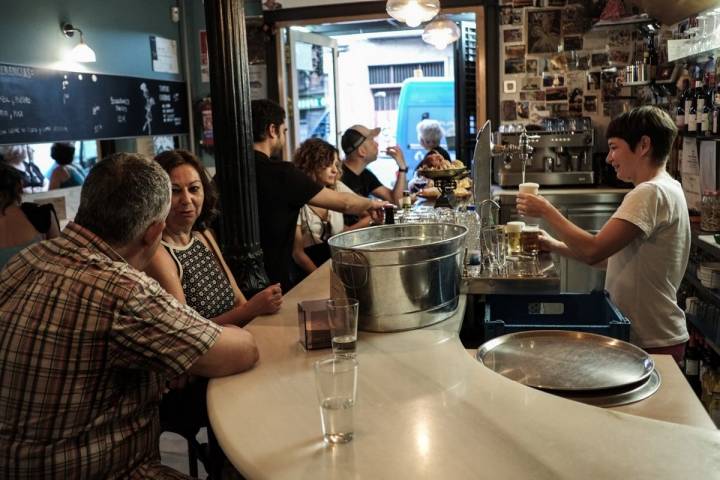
top-left (395, 77), bottom-right (455, 174)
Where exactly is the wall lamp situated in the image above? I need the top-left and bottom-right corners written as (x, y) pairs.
top-left (62, 23), bottom-right (96, 63)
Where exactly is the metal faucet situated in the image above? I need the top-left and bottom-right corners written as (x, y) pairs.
top-left (479, 199), bottom-right (500, 227)
top-left (518, 127), bottom-right (534, 169)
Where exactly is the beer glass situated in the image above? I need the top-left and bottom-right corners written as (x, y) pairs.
top-left (505, 221), bottom-right (525, 255)
top-left (521, 224), bottom-right (541, 256)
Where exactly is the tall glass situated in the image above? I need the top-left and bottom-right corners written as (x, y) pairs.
top-left (314, 357), bottom-right (358, 444)
top-left (327, 298), bottom-right (359, 358)
top-left (505, 221), bottom-right (525, 255)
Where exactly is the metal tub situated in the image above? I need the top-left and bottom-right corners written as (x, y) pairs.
top-left (328, 223), bottom-right (467, 332)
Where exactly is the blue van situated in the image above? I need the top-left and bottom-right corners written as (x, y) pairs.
top-left (395, 78), bottom-right (455, 174)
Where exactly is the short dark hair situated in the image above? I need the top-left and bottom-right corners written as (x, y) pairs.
top-left (75, 153), bottom-right (170, 245)
top-left (154, 149), bottom-right (219, 230)
top-left (606, 106), bottom-right (678, 165)
top-left (293, 138), bottom-right (341, 187)
top-left (0, 163), bottom-right (23, 213)
top-left (50, 142), bottom-right (76, 166)
top-left (251, 99), bottom-right (285, 143)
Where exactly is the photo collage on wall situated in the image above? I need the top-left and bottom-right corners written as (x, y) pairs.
top-left (498, 0), bottom-right (660, 129)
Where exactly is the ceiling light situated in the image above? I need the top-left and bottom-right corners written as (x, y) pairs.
top-left (62, 23), bottom-right (96, 63)
top-left (422, 17), bottom-right (460, 49)
top-left (386, 0), bottom-right (440, 28)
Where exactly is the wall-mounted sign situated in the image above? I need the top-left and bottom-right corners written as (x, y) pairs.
top-left (150, 36), bottom-right (179, 74)
top-left (0, 63), bottom-right (188, 145)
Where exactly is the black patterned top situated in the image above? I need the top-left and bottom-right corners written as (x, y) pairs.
top-left (162, 233), bottom-right (235, 319)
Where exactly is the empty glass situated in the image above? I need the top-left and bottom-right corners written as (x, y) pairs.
top-left (481, 226), bottom-right (507, 276)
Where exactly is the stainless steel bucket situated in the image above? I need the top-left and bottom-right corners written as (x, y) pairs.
top-left (328, 223), bottom-right (467, 332)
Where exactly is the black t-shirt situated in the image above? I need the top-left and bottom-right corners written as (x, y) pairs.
top-left (255, 151), bottom-right (323, 291)
top-left (341, 163), bottom-right (382, 225)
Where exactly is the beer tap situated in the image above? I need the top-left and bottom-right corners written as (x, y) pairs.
top-left (518, 126), bottom-right (534, 169)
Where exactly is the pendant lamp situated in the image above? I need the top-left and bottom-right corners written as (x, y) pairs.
top-left (386, 0), bottom-right (440, 28)
top-left (422, 16), bottom-right (460, 49)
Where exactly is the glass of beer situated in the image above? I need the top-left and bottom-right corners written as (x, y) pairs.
top-left (505, 221), bottom-right (525, 255)
top-left (521, 224), bottom-right (541, 256)
top-left (518, 182), bottom-right (539, 195)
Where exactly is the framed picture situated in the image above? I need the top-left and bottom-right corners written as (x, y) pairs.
top-left (505, 58), bottom-right (526, 74)
top-left (546, 87), bottom-right (568, 101)
top-left (526, 59), bottom-right (538, 75)
top-left (527, 9), bottom-right (561, 54)
top-left (563, 35), bottom-right (583, 51)
top-left (504, 80), bottom-right (518, 93)
top-left (501, 100), bottom-right (518, 121)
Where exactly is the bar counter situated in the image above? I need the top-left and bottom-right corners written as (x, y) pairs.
top-left (207, 264), bottom-right (720, 480)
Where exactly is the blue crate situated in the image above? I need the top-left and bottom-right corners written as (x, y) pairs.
top-left (483, 290), bottom-right (630, 341)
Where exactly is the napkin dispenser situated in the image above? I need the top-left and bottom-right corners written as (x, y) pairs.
top-left (297, 299), bottom-right (331, 350)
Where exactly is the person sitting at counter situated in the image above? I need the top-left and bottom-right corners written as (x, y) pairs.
top-left (0, 163), bottom-right (60, 269)
top-left (48, 142), bottom-right (86, 189)
top-left (144, 149), bottom-right (281, 452)
top-left (0, 152), bottom-right (259, 478)
top-left (0, 144), bottom-right (47, 193)
top-left (251, 99), bottom-right (385, 292)
top-left (516, 106), bottom-right (689, 363)
top-left (340, 125), bottom-right (408, 226)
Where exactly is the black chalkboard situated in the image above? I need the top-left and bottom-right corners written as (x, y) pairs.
top-left (0, 63), bottom-right (188, 144)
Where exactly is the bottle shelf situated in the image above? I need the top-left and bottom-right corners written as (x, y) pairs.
top-left (687, 312), bottom-right (720, 357)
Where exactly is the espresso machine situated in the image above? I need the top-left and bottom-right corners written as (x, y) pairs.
top-left (492, 129), bottom-right (595, 186)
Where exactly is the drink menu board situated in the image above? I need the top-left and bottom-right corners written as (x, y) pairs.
top-left (0, 63), bottom-right (188, 144)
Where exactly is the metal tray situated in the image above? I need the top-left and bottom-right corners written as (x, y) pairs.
top-left (418, 167), bottom-right (467, 179)
top-left (549, 369), bottom-right (661, 408)
top-left (476, 330), bottom-right (654, 392)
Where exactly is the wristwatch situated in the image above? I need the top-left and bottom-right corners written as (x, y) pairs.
top-left (398, 167), bottom-right (408, 173)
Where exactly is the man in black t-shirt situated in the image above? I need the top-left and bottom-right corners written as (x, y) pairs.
top-left (340, 125), bottom-right (408, 226)
top-left (251, 100), bottom-right (384, 292)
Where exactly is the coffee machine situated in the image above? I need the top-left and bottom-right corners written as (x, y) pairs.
top-left (492, 129), bottom-right (595, 186)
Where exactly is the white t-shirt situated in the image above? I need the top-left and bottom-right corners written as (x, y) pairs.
top-left (296, 181), bottom-right (350, 248)
top-left (605, 171), bottom-right (690, 348)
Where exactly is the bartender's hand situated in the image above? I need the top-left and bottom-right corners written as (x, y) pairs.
top-left (367, 199), bottom-right (387, 224)
top-left (386, 145), bottom-right (407, 170)
top-left (516, 193), bottom-right (553, 218)
top-left (538, 229), bottom-right (564, 253)
top-left (246, 283), bottom-right (283, 316)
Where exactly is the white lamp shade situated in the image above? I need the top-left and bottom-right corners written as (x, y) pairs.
top-left (422, 17), bottom-right (460, 50)
top-left (70, 41), bottom-right (96, 63)
top-left (386, 0), bottom-right (440, 28)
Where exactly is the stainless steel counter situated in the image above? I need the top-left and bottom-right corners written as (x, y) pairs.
top-left (462, 253), bottom-right (560, 294)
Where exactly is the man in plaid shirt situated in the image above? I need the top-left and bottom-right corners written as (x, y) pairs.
top-left (0, 153), bottom-right (258, 478)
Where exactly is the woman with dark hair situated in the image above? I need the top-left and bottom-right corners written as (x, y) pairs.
top-left (291, 138), bottom-right (356, 279)
top-left (0, 144), bottom-right (47, 193)
top-left (146, 149), bottom-right (282, 325)
top-left (48, 142), bottom-right (85, 189)
top-left (144, 150), bottom-right (281, 459)
top-left (0, 164), bottom-right (60, 269)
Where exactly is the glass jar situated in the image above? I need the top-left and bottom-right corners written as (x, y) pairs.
top-left (701, 191), bottom-right (720, 232)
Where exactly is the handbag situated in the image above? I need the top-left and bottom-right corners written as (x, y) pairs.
top-left (302, 207), bottom-right (331, 267)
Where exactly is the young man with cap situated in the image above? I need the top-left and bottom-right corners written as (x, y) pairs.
top-left (341, 125), bottom-right (408, 205)
top-left (251, 100), bottom-right (385, 292)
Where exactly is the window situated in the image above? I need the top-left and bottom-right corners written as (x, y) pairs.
top-left (368, 62), bottom-right (445, 85)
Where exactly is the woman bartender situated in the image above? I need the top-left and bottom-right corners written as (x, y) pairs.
top-left (516, 106), bottom-right (690, 362)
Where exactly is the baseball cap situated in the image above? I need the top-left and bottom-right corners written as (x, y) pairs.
top-left (341, 125), bottom-right (381, 156)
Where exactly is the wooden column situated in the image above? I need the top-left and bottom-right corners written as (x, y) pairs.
top-left (204, 0), bottom-right (269, 295)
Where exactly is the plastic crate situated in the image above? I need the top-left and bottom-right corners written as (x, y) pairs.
top-left (483, 290), bottom-right (630, 342)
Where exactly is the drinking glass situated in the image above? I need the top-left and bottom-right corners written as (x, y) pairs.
top-left (520, 224), bottom-right (541, 256)
top-left (327, 298), bottom-right (359, 358)
top-left (314, 356), bottom-right (358, 444)
top-left (481, 226), bottom-right (507, 275)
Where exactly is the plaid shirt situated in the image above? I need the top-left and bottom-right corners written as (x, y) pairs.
top-left (0, 222), bottom-right (222, 479)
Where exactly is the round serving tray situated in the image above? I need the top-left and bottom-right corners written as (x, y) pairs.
top-left (476, 330), bottom-right (655, 392)
top-left (417, 167), bottom-right (468, 179)
top-left (548, 369), bottom-right (661, 408)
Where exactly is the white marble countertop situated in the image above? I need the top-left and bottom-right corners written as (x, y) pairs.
top-left (207, 265), bottom-right (720, 480)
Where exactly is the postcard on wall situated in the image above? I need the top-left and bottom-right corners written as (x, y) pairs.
top-left (504, 80), bottom-right (518, 93)
top-left (608, 29), bottom-right (633, 48)
top-left (516, 101), bottom-right (530, 119)
top-left (591, 53), bottom-right (609, 68)
top-left (503, 28), bottom-right (524, 44)
top-left (563, 35), bottom-right (583, 51)
top-left (542, 73), bottom-right (564, 87)
top-left (582, 31), bottom-right (607, 50)
top-left (527, 9), bottom-right (561, 54)
top-left (545, 87), bottom-right (568, 101)
top-left (522, 76), bottom-right (541, 91)
top-left (609, 50), bottom-right (630, 65)
top-left (583, 95), bottom-right (598, 113)
top-left (520, 90), bottom-right (546, 101)
top-left (561, 6), bottom-right (584, 35)
top-left (150, 36), bottom-right (179, 74)
top-left (586, 71), bottom-right (601, 90)
top-left (505, 45), bottom-right (526, 59)
top-left (500, 7), bottom-right (524, 26)
top-left (566, 71), bottom-right (585, 91)
top-left (505, 58), bottom-right (526, 75)
top-left (501, 100), bottom-right (518, 121)
top-left (525, 58), bottom-right (538, 75)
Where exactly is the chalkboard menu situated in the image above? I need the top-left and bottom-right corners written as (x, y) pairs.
top-left (0, 63), bottom-right (188, 144)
